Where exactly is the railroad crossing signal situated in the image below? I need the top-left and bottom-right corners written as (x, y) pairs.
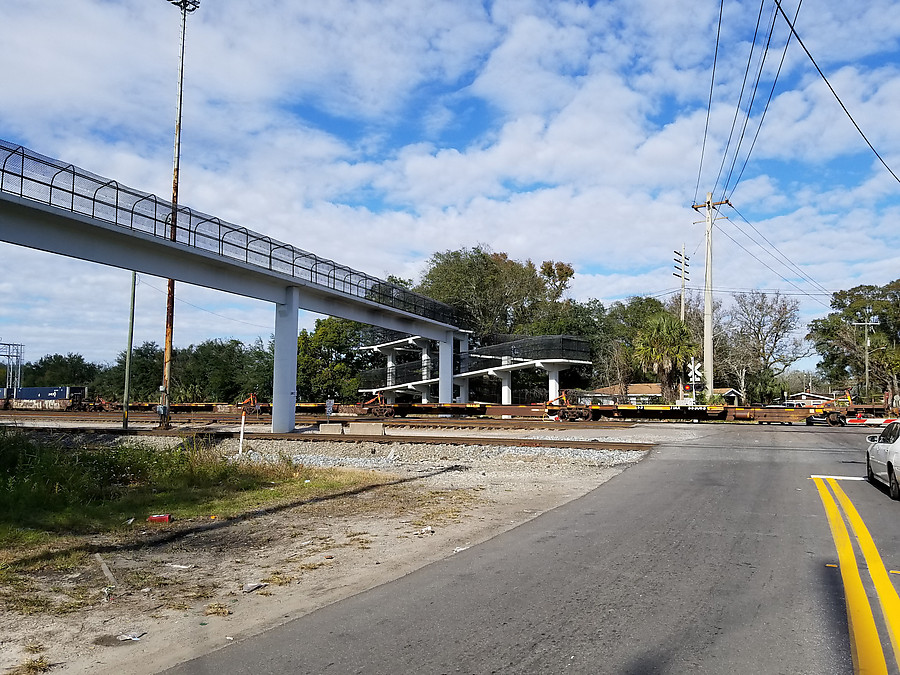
top-left (688, 363), bottom-right (703, 380)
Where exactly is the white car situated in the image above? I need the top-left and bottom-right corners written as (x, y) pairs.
top-left (867, 421), bottom-right (900, 498)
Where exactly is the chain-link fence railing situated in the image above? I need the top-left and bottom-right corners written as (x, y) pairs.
top-left (0, 140), bottom-right (458, 326)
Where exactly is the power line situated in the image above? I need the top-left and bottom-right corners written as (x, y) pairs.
top-left (773, 0), bottom-right (900, 185)
top-left (714, 225), bottom-right (831, 307)
top-left (727, 204), bottom-right (832, 297)
top-left (643, 285), bottom-right (834, 299)
top-left (136, 276), bottom-right (272, 331)
top-left (694, 0), bottom-right (726, 205)
top-left (726, 0), bottom-right (802, 200)
top-left (711, 0), bottom-right (771, 199)
top-left (719, 1), bottom-right (779, 200)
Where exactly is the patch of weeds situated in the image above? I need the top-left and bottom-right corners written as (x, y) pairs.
top-left (121, 570), bottom-right (177, 590)
top-left (204, 602), bottom-right (231, 616)
top-left (261, 570), bottom-right (293, 586)
top-left (0, 581), bottom-right (56, 615)
top-left (411, 489), bottom-right (480, 526)
top-left (182, 584), bottom-right (216, 600)
top-left (345, 530), bottom-right (373, 549)
top-left (0, 431), bottom-right (383, 543)
top-left (16, 656), bottom-right (51, 674)
top-left (24, 643), bottom-right (45, 655)
top-left (0, 564), bottom-right (31, 590)
top-left (166, 601), bottom-right (191, 611)
top-left (46, 550), bottom-right (89, 573)
top-left (298, 561), bottom-right (325, 572)
top-left (54, 585), bottom-right (94, 614)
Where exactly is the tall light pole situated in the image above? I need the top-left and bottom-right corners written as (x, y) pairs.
top-left (160, 0), bottom-right (200, 427)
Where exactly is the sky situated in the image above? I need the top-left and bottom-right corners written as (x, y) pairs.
top-left (1, 0), bottom-right (900, 371)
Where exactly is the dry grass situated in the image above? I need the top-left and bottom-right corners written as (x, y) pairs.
top-left (14, 656), bottom-right (51, 674)
top-left (260, 570), bottom-right (294, 586)
top-left (204, 602), bottom-right (232, 616)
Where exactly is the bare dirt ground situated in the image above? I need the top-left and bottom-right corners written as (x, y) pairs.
top-left (0, 424), bottom-right (669, 674)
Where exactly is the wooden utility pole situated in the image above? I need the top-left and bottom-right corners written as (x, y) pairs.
top-left (692, 193), bottom-right (730, 401)
top-left (673, 245), bottom-right (689, 322)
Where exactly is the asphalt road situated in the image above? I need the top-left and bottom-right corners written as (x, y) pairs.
top-left (164, 424), bottom-right (900, 674)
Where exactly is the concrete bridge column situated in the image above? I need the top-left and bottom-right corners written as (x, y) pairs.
top-left (438, 332), bottom-right (453, 403)
top-left (412, 383), bottom-right (431, 403)
top-left (545, 366), bottom-right (563, 401)
top-left (454, 377), bottom-right (470, 404)
top-left (385, 348), bottom-right (396, 388)
top-left (272, 286), bottom-right (300, 433)
top-left (384, 348), bottom-right (397, 404)
top-left (499, 356), bottom-right (513, 405)
top-left (500, 371), bottom-right (512, 405)
top-left (452, 332), bottom-right (470, 403)
top-left (413, 338), bottom-right (432, 384)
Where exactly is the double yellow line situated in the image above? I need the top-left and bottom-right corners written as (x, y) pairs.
top-left (814, 476), bottom-right (900, 674)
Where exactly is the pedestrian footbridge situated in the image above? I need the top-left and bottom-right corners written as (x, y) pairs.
top-left (0, 140), bottom-right (465, 431)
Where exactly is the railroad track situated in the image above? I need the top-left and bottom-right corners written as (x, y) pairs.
top-left (0, 410), bottom-right (631, 431)
top-left (0, 422), bottom-right (653, 452)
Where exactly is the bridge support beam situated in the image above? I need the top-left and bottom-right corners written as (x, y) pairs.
top-left (454, 377), bottom-right (470, 404)
top-left (544, 366), bottom-right (563, 401)
top-left (412, 383), bottom-right (431, 403)
top-left (499, 371), bottom-right (512, 405)
top-left (438, 332), bottom-right (454, 403)
top-left (272, 286), bottom-right (300, 433)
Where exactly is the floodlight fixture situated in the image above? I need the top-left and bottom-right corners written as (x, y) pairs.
top-left (166, 0), bottom-right (200, 12)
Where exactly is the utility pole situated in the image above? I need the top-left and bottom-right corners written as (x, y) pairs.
top-left (673, 245), bottom-right (689, 322)
top-left (692, 192), bottom-right (730, 401)
top-left (673, 245), bottom-right (690, 400)
top-left (123, 271), bottom-right (136, 430)
top-left (852, 307), bottom-right (880, 403)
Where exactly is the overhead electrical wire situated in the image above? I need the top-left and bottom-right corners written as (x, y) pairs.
top-left (643, 285), bottom-right (832, 301)
top-left (693, 0), bottom-right (726, 206)
top-left (711, 0), bottom-right (771, 199)
top-left (726, 0), bottom-right (802, 200)
top-left (727, 204), bottom-right (832, 297)
top-left (137, 275), bottom-right (271, 330)
top-left (689, 0), bottom-right (834, 313)
top-left (718, 1), bottom-right (779, 200)
top-left (714, 224), bottom-right (831, 307)
top-left (772, 0), bottom-right (900, 185)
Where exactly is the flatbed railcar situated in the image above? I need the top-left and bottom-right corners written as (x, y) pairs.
top-left (0, 391), bottom-right (847, 425)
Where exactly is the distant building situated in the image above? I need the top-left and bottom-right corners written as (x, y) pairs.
top-left (786, 392), bottom-right (834, 406)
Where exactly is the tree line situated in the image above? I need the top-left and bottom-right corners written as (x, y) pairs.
top-left (7, 245), bottom-right (869, 406)
top-left (808, 279), bottom-right (900, 401)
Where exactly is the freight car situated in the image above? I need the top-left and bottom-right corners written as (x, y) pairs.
top-left (1, 386), bottom-right (89, 411)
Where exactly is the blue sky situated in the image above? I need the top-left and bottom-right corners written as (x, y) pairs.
top-left (1, 0), bottom-right (900, 370)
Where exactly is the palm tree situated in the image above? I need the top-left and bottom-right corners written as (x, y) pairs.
top-left (634, 313), bottom-right (697, 403)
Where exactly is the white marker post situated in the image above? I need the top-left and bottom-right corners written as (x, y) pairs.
top-left (238, 409), bottom-right (246, 454)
